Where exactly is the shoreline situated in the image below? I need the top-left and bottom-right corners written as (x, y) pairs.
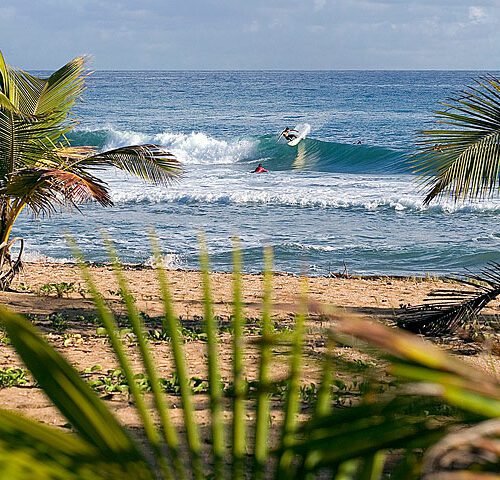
top-left (19, 260), bottom-right (454, 282)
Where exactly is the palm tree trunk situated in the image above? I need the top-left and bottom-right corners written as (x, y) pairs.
top-left (0, 199), bottom-right (24, 290)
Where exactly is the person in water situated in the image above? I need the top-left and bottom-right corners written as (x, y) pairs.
top-left (282, 127), bottom-right (298, 141)
top-left (254, 163), bottom-right (268, 173)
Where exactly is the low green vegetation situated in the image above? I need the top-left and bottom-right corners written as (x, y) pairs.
top-left (39, 282), bottom-right (77, 298)
top-left (0, 367), bottom-right (29, 388)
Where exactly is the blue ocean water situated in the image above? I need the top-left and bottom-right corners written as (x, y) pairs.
top-left (15, 70), bottom-right (500, 275)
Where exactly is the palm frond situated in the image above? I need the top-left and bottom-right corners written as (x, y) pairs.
top-left (0, 52), bottom-right (87, 180)
top-left (33, 55), bottom-right (88, 118)
top-left (395, 262), bottom-right (500, 336)
top-left (0, 306), bottom-right (153, 478)
top-left (57, 145), bottom-right (97, 160)
top-left (413, 75), bottom-right (500, 204)
top-left (7, 68), bottom-right (47, 115)
top-left (0, 50), bottom-right (17, 105)
top-left (78, 144), bottom-right (182, 184)
top-left (0, 92), bottom-right (22, 115)
top-left (2, 168), bottom-right (111, 215)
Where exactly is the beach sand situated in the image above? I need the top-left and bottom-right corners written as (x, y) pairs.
top-left (0, 262), bottom-right (498, 434)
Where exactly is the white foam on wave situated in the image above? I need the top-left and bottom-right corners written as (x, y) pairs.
top-left (76, 126), bottom-right (257, 165)
top-left (144, 252), bottom-right (184, 269)
top-left (285, 243), bottom-right (341, 252)
top-left (154, 131), bottom-right (255, 165)
top-left (20, 248), bottom-right (184, 269)
top-left (21, 250), bottom-right (75, 264)
top-left (108, 173), bottom-right (500, 215)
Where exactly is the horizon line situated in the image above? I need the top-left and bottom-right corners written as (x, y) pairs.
top-left (28, 68), bottom-right (500, 73)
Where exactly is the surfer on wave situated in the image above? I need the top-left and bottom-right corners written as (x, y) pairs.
top-left (281, 127), bottom-right (299, 142)
top-left (253, 163), bottom-right (268, 173)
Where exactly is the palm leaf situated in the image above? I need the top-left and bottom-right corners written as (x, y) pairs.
top-left (317, 308), bottom-right (500, 416)
top-left (78, 144), bottom-right (182, 184)
top-left (0, 92), bottom-right (24, 116)
top-left (0, 409), bottom-right (153, 480)
top-left (34, 55), bottom-right (88, 118)
top-left (0, 52), bottom-right (87, 181)
top-left (0, 305), bottom-right (151, 474)
top-left (0, 105), bottom-right (74, 180)
top-left (289, 396), bottom-right (454, 473)
top-left (396, 262), bottom-right (500, 336)
top-left (413, 76), bottom-right (500, 203)
top-left (2, 167), bottom-right (111, 215)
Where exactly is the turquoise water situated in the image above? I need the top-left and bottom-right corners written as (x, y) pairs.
top-left (15, 71), bottom-right (500, 275)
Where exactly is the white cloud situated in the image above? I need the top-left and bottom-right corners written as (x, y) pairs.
top-left (469, 6), bottom-right (487, 23)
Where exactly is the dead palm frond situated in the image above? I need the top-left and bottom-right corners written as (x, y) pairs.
top-left (396, 262), bottom-right (500, 336)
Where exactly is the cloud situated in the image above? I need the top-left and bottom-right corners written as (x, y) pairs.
top-left (469, 6), bottom-right (487, 23)
top-left (1, 0), bottom-right (499, 69)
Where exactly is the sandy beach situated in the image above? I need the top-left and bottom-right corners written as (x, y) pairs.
top-left (0, 262), bottom-right (498, 434)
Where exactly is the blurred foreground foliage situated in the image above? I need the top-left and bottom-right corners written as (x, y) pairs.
top-left (0, 240), bottom-right (497, 479)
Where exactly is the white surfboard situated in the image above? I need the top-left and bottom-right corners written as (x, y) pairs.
top-left (286, 123), bottom-right (311, 146)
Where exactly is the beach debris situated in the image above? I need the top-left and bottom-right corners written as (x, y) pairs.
top-left (395, 262), bottom-right (500, 336)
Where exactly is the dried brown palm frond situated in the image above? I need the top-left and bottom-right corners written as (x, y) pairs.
top-left (395, 262), bottom-right (500, 336)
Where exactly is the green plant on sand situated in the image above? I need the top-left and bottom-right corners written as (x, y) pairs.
top-left (0, 240), bottom-right (497, 478)
top-left (0, 51), bottom-right (182, 290)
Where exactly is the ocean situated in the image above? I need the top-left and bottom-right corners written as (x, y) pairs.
top-left (15, 70), bottom-right (500, 276)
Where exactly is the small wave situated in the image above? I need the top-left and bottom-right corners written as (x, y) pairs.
top-left (255, 136), bottom-right (409, 174)
top-left (21, 250), bottom-right (76, 264)
top-left (153, 131), bottom-right (255, 164)
top-left (110, 186), bottom-right (500, 214)
top-left (144, 252), bottom-right (184, 269)
top-left (284, 243), bottom-right (342, 252)
top-left (69, 127), bottom-right (257, 165)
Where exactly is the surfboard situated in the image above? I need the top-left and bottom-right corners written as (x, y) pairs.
top-left (286, 123), bottom-right (311, 146)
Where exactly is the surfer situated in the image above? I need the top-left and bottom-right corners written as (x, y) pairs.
top-left (281, 127), bottom-right (299, 142)
top-left (253, 163), bottom-right (268, 173)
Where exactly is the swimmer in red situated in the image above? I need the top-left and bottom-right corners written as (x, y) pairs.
top-left (253, 163), bottom-right (268, 173)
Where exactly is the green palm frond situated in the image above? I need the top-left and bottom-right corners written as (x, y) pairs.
top-left (0, 50), bottom-right (17, 104)
top-left (34, 55), bottom-right (88, 117)
top-left (79, 144), bottom-right (182, 184)
top-left (2, 168), bottom-right (111, 215)
top-left (396, 262), bottom-right (500, 336)
top-left (0, 306), bottom-right (153, 478)
top-left (2, 54), bottom-right (87, 120)
top-left (7, 68), bottom-right (47, 115)
top-left (0, 54), bottom-right (88, 180)
top-left (413, 75), bottom-right (500, 204)
top-left (0, 91), bottom-right (23, 115)
top-left (289, 396), bottom-right (454, 472)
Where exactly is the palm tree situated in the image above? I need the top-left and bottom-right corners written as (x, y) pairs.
top-left (399, 76), bottom-right (500, 335)
top-left (413, 75), bottom-right (500, 204)
top-left (0, 51), bottom-right (181, 289)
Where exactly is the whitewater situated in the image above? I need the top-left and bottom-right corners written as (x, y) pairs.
top-left (14, 70), bottom-right (500, 275)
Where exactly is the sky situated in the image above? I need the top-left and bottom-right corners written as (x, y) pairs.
top-left (0, 0), bottom-right (499, 70)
